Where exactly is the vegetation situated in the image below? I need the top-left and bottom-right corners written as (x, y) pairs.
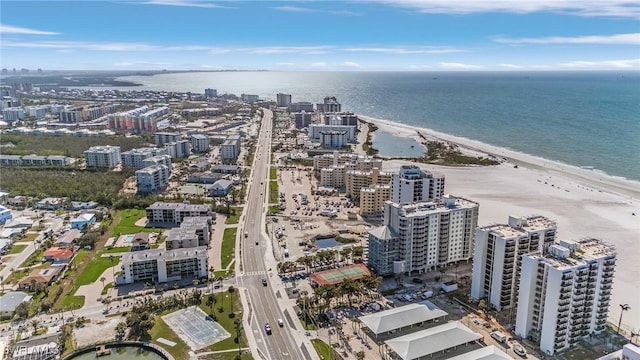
top-left (224, 207), bottom-right (242, 225)
top-left (7, 244), bottom-right (27, 255)
top-left (112, 208), bottom-right (164, 235)
top-left (0, 168), bottom-right (131, 204)
top-left (311, 339), bottom-right (340, 360)
top-left (149, 318), bottom-right (190, 360)
top-left (200, 293), bottom-right (250, 357)
top-left (268, 205), bottom-right (281, 215)
top-left (0, 134), bottom-right (150, 157)
top-left (221, 228), bottom-right (237, 270)
top-left (361, 121), bottom-right (379, 156)
top-left (269, 180), bottom-right (279, 204)
top-left (270, 166), bottom-right (277, 180)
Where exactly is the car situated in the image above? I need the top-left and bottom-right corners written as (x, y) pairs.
top-left (264, 323), bottom-right (272, 335)
top-left (277, 318), bottom-right (284, 327)
top-left (256, 241), bottom-right (259, 245)
top-left (262, 279), bottom-right (268, 286)
top-left (514, 346), bottom-right (527, 357)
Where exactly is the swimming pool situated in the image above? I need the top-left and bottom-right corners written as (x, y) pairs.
top-left (123, 234), bottom-right (135, 243)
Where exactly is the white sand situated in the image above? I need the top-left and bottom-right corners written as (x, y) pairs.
top-left (359, 115), bottom-right (640, 333)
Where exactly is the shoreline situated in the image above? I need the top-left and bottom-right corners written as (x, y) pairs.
top-left (358, 113), bottom-right (640, 332)
top-left (358, 114), bottom-right (640, 201)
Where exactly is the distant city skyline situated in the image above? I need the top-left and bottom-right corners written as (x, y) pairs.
top-left (1, 0), bottom-right (639, 71)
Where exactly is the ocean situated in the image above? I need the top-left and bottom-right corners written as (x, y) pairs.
top-left (111, 71), bottom-right (640, 181)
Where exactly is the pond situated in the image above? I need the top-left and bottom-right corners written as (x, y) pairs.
top-left (372, 131), bottom-right (426, 158)
top-left (315, 237), bottom-right (341, 249)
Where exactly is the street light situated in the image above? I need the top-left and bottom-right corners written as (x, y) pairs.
top-left (617, 303), bottom-right (630, 335)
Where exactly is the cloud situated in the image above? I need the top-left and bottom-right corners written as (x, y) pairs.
top-left (275, 62), bottom-right (296, 66)
top-left (378, 0), bottom-right (640, 19)
top-left (560, 58), bottom-right (640, 68)
top-left (343, 46), bottom-right (467, 54)
top-left (141, 0), bottom-right (233, 9)
top-left (245, 46), bottom-right (332, 54)
top-left (493, 33), bottom-right (640, 45)
top-left (439, 62), bottom-right (484, 69)
top-left (311, 62), bottom-right (327, 67)
top-left (499, 63), bottom-right (524, 69)
top-left (0, 24), bottom-right (59, 35)
top-left (272, 6), bottom-right (317, 13)
top-left (341, 61), bottom-right (361, 68)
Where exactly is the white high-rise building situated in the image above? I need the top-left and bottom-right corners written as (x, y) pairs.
top-left (391, 165), bottom-right (445, 204)
top-left (136, 165), bottom-right (170, 194)
top-left (368, 195), bottom-right (479, 276)
top-left (221, 135), bottom-right (241, 162)
top-left (190, 134), bottom-right (210, 153)
top-left (164, 139), bottom-right (191, 159)
top-left (515, 238), bottom-right (616, 356)
top-left (471, 215), bottom-right (557, 310)
top-left (84, 145), bottom-right (121, 169)
top-left (276, 93), bottom-right (292, 107)
top-left (121, 147), bottom-right (168, 169)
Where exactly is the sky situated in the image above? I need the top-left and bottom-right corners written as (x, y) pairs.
top-left (1, 0), bottom-right (639, 71)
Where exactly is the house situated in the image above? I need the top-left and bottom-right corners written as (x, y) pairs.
top-left (43, 247), bottom-right (74, 263)
top-left (3, 217), bottom-right (33, 229)
top-left (69, 201), bottom-right (99, 211)
top-left (208, 179), bottom-right (233, 197)
top-left (71, 213), bottom-right (96, 230)
top-left (0, 238), bottom-right (13, 254)
top-left (0, 291), bottom-right (32, 319)
top-left (35, 197), bottom-right (65, 210)
top-left (0, 205), bottom-right (12, 224)
top-left (18, 266), bottom-right (64, 290)
top-left (54, 229), bottom-right (82, 248)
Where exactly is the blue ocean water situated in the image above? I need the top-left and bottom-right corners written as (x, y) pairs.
top-left (112, 71), bottom-right (640, 181)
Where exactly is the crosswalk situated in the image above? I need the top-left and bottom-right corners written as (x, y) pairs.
top-left (243, 270), bottom-right (268, 276)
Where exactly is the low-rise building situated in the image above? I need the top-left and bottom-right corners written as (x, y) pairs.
top-left (43, 247), bottom-right (74, 263)
top-left (119, 246), bottom-right (208, 284)
top-left (0, 205), bottom-right (12, 224)
top-left (0, 292), bottom-right (32, 319)
top-left (71, 213), bottom-right (96, 230)
top-left (18, 265), bottom-right (65, 291)
top-left (208, 179), bottom-right (233, 197)
top-left (165, 216), bottom-right (211, 250)
top-left (146, 202), bottom-right (214, 226)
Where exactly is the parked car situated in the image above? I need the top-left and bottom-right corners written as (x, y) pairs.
top-left (514, 345), bottom-right (527, 357)
top-left (262, 279), bottom-right (268, 286)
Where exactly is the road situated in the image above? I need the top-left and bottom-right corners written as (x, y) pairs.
top-left (238, 109), bottom-right (306, 360)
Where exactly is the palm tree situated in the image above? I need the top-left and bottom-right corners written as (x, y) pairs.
top-left (30, 319), bottom-right (40, 335)
top-left (100, 277), bottom-right (106, 292)
top-left (618, 303), bottom-right (631, 335)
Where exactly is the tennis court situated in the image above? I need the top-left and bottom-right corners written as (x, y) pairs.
top-left (311, 264), bottom-right (372, 286)
top-left (162, 306), bottom-right (230, 350)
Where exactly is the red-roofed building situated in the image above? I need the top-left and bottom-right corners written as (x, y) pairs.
top-left (43, 247), bottom-right (74, 263)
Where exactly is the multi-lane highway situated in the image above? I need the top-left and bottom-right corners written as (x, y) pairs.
top-left (239, 109), bottom-right (306, 360)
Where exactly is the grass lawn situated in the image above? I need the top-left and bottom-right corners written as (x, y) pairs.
top-left (101, 282), bottom-right (114, 295)
top-left (150, 317), bottom-right (191, 360)
top-left (21, 233), bottom-right (39, 242)
top-left (199, 293), bottom-right (248, 352)
top-left (267, 206), bottom-right (281, 215)
top-left (101, 247), bottom-right (131, 254)
top-left (221, 228), bottom-right (237, 270)
top-left (224, 207), bottom-right (243, 225)
top-left (270, 166), bottom-right (277, 180)
top-left (269, 180), bottom-right (278, 204)
top-left (71, 249), bottom-right (91, 267)
top-left (58, 294), bottom-right (85, 309)
top-left (7, 244), bottom-right (27, 255)
top-left (311, 339), bottom-right (338, 360)
top-left (75, 256), bottom-right (116, 286)
top-left (112, 209), bottom-right (164, 235)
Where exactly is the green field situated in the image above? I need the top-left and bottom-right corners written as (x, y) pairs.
top-left (7, 245), bottom-right (27, 255)
top-left (221, 228), bottom-right (237, 270)
top-left (311, 339), bottom-right (339, 360)
top-left (269, 180), bottom-right (279, 204)
top-left (75, 256), bottom-right (116, 286)
top-left (150, 318), bottom-right (190, 360)
top-left (113, 209), bottom-right (164, 235)
top-left (225, 207), bottom-right (243, 225)
top-left (270, 166), bottom-right (277, 180)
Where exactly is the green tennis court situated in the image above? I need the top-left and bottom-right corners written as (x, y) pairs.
top-left (311, 264), bottom-right (372, 286)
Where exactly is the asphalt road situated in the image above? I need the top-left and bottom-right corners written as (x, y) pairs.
top-left (239, 109), bottom-right (304, 360)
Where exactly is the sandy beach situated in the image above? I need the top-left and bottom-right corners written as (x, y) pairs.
top-left (359, 114), bottom-right (640, 333)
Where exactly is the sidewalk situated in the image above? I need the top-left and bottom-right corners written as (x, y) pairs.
top-left (208, 213), bottom-right (228, 272)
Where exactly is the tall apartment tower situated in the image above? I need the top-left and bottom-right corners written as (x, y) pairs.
top-left (515, 239), bottom-right (616, 356)
top-left (471, 215), bottom-right (557, 311)
top-left (391, 165), bottom-right (445, 204)
top-left (276, 93), bottom-right (292, 108)
top-left (84, 145), bottom-right (121, 169)
top-left (368, 195), bottom-right (478, 276)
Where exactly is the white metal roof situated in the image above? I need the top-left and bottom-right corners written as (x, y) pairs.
top-left (385, 321), bottom-right (481, 360)
top-left (359, 301), bottom-right (447, 335)
top-left (447, 345), bottom-right (512, 360)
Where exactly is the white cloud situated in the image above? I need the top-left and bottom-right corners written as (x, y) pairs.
top-left (114, 61), bottom-right (172, 67)
top-left (272, 6), bottom-right (317, 13)
top-left (439, 62), bottom-right (484, 69)
top-left (560, 58), bottom-right (640, 69)
top-left (493, 33), bottom-right (640, 45)
top-left (245, 46), bottom-right (332, 55)
top-left (311, 62), bottom-right (327, 67)
top-left (341, 61), bottom-right (361, 68)
top-left (343, 46), bottom-right (467, 54)
top-left (141, 0), bottom-right (233, 9)
top-left (379, 0), bottom-right (640, 19)
top-left (0, 24), bottom-right (59, 35)
top-left (275, 62), bottom-right (296, 66)
top-left (499, 63), bottom-right (524, 69)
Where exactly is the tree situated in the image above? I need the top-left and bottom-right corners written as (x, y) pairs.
top-left (100, 277), bottom-right (106, 291)
top-left (30, 319), bottom-right (40, 335)
top-left (228, 286), bottom-right (235, 315)
top-left (115, 322), bottom-right (127, 341)
top-left (125, 310), bottom-right (154, 341)
top-left (618, 303), bottom-right (631, 335)
top-left (355, 350), bottom-right (365, 360)
top-left (14, 302), bottom-right (29, 320)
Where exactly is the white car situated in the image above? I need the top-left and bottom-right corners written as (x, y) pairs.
top-left (277, 318), bottom-right (284, 327)
top-left (514, 346), bottom-right (527, 357)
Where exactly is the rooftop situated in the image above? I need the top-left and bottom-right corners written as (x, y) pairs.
top-left (0, 291), bottom-right (32, 312)
top-left (447, 345), bottom-right (512, 360)
top-left (359, 301), bottom-right (448, 335)
top-left (147, 202), bottom-right (211, 212)
top-left (385, 321), bottom-right (482, 360)
top-left (121, 246), bottom-right (208, 263)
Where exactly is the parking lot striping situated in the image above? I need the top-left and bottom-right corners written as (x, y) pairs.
top-left (162, 306), bottom-right (231, 350)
